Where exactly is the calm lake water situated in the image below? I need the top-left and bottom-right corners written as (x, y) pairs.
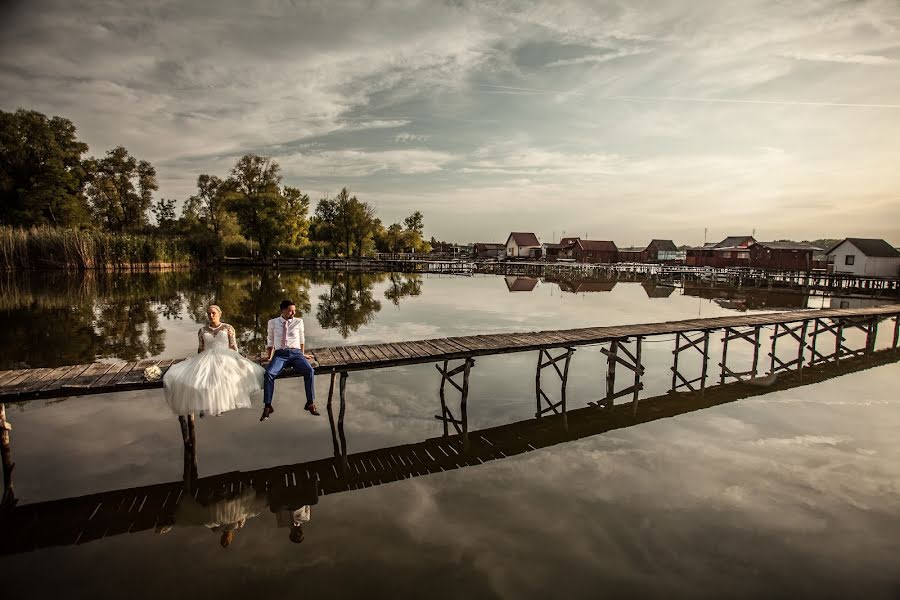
top-left (1, 269), bottom-right (899, 599)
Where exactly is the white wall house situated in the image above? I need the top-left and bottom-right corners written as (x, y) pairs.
top-left (505, 232), bottom-right (541, 258)
top-left (826, 238), bottom-right (900, 277)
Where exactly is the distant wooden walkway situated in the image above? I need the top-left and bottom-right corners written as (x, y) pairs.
top-left (2, 347), bottom-right (897, 556)
top-left (1, 305), bottom-right (899, 403)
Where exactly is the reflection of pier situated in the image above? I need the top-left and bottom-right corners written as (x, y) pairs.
top-left (480, 261), bottom-right (900, 296)
top-left (2, 348), bottom-right (898, 556)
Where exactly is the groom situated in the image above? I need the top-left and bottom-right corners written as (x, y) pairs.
top-left (260, 299), bottom-right (318, 421)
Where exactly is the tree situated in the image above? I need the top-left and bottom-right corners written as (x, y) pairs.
top-left (182, 174), bottom-right (233, 235)
top-left (151, 198), bottom-right (177, 232)
top-left (349, 197), bottom-right (378, 257)
top-left (226, 154), bottom-right (283, 259)
top-left (282, 186), bottom-right (311, 247)
top-left (84, 146), bottom-right (158, 231)
top-left (225, 154), bottom-right (310, 259)
top-left (0, 109), bottom-right (91, 227)
top-left (401, 211), bottom-right (429, 253)
top-left (404, 211), bottom-right (424, 236)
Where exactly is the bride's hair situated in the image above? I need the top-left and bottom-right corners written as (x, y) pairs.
top-left (207, 304), bottom-right (222, 315)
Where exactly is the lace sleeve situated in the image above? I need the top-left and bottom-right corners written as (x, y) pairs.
top-left (197, 328), bottom-right (205, 354)
top-left (227, 324), bottom-right (238, 352)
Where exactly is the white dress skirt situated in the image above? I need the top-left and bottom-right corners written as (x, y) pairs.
top-left (163, 323), bottom-right (265, 417)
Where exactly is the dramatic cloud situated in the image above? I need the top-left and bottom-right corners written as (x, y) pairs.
top-left (2, 0), bottom-right (899, 244)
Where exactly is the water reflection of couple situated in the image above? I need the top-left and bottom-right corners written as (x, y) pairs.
top-left (162, 299), bottom-right (319, 421)
top-left (167, 486), bottom-right (313, 548)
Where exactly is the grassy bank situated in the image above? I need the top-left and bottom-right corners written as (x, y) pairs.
top-left (0, 226), bottom-right (195, 270)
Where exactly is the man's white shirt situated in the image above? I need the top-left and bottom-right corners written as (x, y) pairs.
top-left (266, 317), bottom-right (305, 350)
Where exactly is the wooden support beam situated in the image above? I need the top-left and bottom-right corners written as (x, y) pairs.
top-left (436, 358), bottom-right (474, 435)
top-left (536, 347), bottom-right (575, 417)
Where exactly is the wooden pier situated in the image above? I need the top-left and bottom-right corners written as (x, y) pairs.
top-left (1, 347), bottom-right (897, 556)
top-left (0, 305), bottom-right (898, 406)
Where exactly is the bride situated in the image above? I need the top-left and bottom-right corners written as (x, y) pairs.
top-left (163, 305), bottom-right (265, 417)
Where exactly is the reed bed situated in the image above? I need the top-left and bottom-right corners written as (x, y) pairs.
top-left (0, 226), bottom-right (194, 270)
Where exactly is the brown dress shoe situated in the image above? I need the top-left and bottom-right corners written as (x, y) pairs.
top-left (260, 405), bottom-right (274, 421)
top-left (304, 402), bottom-right (320, 416)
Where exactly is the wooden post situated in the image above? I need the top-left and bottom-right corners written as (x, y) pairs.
top-left (561, 349), bottom-right (573, 415)
top-left (338, 371), bottom-right (348, 453)
top-left (798, 320), bottom-right (809, 380)
top-left (1, 403), bottom-right (15, 508)
top-left (631, 337), bottom-right (643, 417)
top-left (720, 329), bottom-right (730, 385)
top-left (769, 324), bottom-right (779, 374)
top-left (671, 333), bottom-right (681, 392)
top-left (460, 358), bottom-right (472, 436)
top-left (751, 326), bottom-right (761, 379)
top-left (535, 350), bottom-right (544, 418)
top-left (605, 341), bottom-right (618, 408)
top-left (326, 372), bottom-right (340, 457)
top-left (835, 319), bottom-right (844, 365)
top-left (809, 319), bottom-right (820, 367)
top-left (700, 331), bottom-right (710, 393)
top-left (338, 371), bottom-right (348, 428)
top-left (893, 316), bottom-right (900, 352)
top-left (865, 317), bottom-right (878, 357)
top-left (439, 359), bottom-right (450, 435)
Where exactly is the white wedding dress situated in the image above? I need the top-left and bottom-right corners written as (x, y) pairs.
top-left (163, 323), bottom-right (264, 417)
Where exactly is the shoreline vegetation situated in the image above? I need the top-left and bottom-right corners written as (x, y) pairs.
top-left (1, 108), bottom-right (433, 270)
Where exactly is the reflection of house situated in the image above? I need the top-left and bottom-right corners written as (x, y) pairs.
top-left (572, 239), bottom-right (618, 263)
top-left (682, 281), bottom-right (807, 311)
top-left (826, 238), bottom-right (900, 276)
top-left (505, 276), bottom-right (539, 292)
top-left (505, 232), bottom-right (541, 259)
top-left (554, 279), bottom-right (617, 293)
top-left (829, 296), bottom-right (893, 310)
top-left (474, 243), bottom-right (506, 260)
top-left (641, 281), bottom-right (676, 298)
top-left (750, 241), bottom-right (821, 271)
top-left (686, 235), bottom-right (756, 267)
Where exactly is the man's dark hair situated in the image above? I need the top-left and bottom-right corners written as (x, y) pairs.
top-left (280, 299), bottom-right (295, 310)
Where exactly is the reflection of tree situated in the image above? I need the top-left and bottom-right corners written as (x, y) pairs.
top-left (0, 303), bottom-right (101, 368)
top-left (0, 270), bottom-right (196, 368)
top-left (94, 300), bottom-right (166, 361)
top-left (317, 272), bottom-right (382, 338)
top-left (384, 272), bottom-right (422, 306)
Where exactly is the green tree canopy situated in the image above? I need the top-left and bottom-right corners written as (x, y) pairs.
top-left (0, 109), bottom-right (91, 227)
top-left (225, 154), bottom-right (310, 259)
top-left (84, 146), bottom-right (158, 232)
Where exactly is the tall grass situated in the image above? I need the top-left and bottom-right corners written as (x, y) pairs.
top-left (0, 226), bottom-right (195, 270)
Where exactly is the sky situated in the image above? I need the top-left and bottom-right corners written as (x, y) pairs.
top-left (2, 0), bottom-right (899, 246)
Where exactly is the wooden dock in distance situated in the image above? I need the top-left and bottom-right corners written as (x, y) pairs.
top-left (0, 305), bottom-right (899, 406)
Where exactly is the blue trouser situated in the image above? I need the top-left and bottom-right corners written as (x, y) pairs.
top-left (264, 349), bottom-right (315, 406)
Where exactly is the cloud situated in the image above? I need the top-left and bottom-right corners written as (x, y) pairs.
top-left (278, 148), bottom-right (456, 177)
top-left (1, 0), bottom-right (899, 244)
top-left (784, 52), bottom-right (898, 66)
top-left (394, 132), bottom-right (431, 143)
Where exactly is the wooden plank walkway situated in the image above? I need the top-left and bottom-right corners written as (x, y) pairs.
top-left (1, 304), bottom-right (899, 402)
top-left (3, 347), bottom-right (896, 556)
